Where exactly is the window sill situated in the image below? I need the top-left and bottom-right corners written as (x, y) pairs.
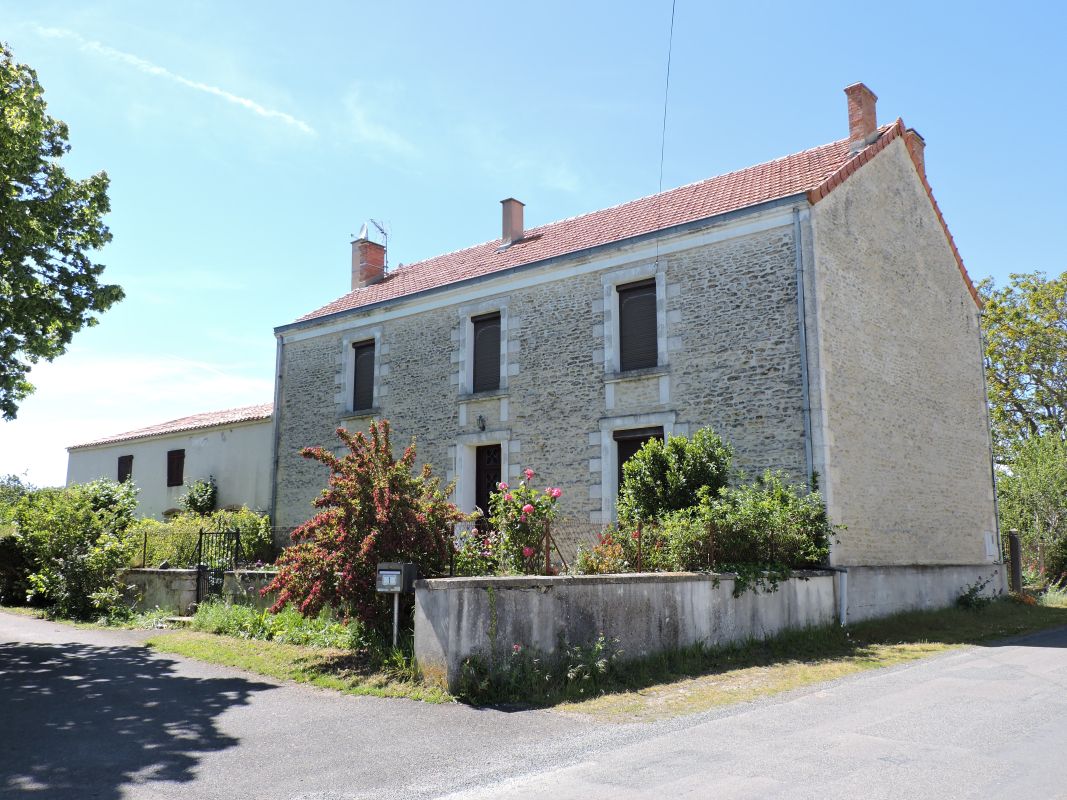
top-left (604, 366), bottom-right (668, 384)
top-left (339, 407), bottom-right (381, 422)
top-left (458, 389), bottom-right (509, 402)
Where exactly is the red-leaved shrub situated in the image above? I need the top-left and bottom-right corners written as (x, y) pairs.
top-left (265, 420), bottom-right (464, 630)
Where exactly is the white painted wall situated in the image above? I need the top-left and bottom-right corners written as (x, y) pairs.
top-left (66, 419), bottom-right (273, 519)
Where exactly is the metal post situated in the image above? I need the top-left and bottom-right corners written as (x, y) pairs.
top-left (1008, 529), bottom-right (1022, 593)
top-left (142, 532), bottom-right (147, 569)
top-left (544, 522), bottom-right (551, 576)
top-left (637, 522), bottom-right (643, 572)
top-left (392, 592), bottom-right (399, 649)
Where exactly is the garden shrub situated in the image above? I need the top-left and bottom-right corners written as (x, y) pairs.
top-left (179, 476), bottom-right (218, 514)
top-left (0, 531), bottom-right (33, 605)
top-left (14, 480), bottom-right (139, 619)
top-left (704, 470), bottom-right (833, 571)
top-left (0, 474), bottom-right (34, 604)
top-left (266, 420), bottom-right (465, 630)
top-left (617, 427), bottom-right (733, 525)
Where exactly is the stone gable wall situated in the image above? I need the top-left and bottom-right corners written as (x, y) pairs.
top-left (810, 136), bottom-right (996, 566)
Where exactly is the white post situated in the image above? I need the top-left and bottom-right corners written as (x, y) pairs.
top-left (392, 592), bottom-right (399, 648)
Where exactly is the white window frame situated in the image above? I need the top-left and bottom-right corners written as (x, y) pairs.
top-left (601, 262), bottom-right (668, 375)
top-left (597, 412), bottom-right (679, 522)
top-left (457, 298), bottom-right (510, 396)
top-left (341, 325), bottom-right (383, 414)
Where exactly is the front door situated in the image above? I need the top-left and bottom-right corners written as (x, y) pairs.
top-left (474, 444), bottom-right (502, 521)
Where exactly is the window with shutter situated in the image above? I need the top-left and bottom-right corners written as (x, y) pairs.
top-left (166, 449), bottom-right (185, 487)
top-left (471, 312), bottom-right (501, 393)
top-left (614, 426), bottom-right (664, 493)
top-left (617, 279), bottom-right (658, 371)
top-left (117, 455), bottom-right (133, 483)
top-left (352, 340), bottom-right (375, 411)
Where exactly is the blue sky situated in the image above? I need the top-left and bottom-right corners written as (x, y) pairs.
top-left (2, 0), bottom-right (1065, 486)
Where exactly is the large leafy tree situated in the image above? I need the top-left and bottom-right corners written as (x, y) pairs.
top-left (979, 272), bottom-right (1067, 459)
top-left (0, 42), bottom-right (122, 420)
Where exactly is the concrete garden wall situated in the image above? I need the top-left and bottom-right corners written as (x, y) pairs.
top-left (414, 571), bottom-right (835, 689)
top-left (121, 568), bottom-right (279, 615)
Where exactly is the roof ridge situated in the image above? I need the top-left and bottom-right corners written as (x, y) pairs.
top-left (69, 402), bottom-right (274, 450)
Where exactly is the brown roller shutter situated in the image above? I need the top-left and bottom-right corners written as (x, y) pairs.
top-left (352, 341), bottom-right (375, 410)
top-left (472, 312), bottom-right (501, 393)
top-left (618, 279), bottom-right (657, 371)
top-left (166, 449), bottom-right (185, 487)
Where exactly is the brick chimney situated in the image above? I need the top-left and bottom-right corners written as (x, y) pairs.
top-left (501, 198), bottom-right (524, 246)
top-left (844, 82), bottom-right (878, 153)
top-left (351, 235), bottom-right (385, 290)
top-left (904, 128), bottom-right (926, 178)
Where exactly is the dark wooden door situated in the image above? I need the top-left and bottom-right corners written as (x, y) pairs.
top-left (475, 444), bottom-right (502, 518)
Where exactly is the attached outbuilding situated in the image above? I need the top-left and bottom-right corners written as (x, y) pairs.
top-left (66, 403), bottom-right (273, 520)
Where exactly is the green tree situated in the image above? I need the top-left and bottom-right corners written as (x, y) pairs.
top-left (0, 42), bottom-right (122, 420)
top-left (617, 427), bottom-right (733, 524)
top-left (979, 272), bottom-right (1067, 459)
top-left (997, 433), bottom-right (1067, 564)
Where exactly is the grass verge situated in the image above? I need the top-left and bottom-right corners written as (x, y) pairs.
top-left (145, 630), bottom-right (450, 703)
top-left (554, 594), bottom-right (1067, 721)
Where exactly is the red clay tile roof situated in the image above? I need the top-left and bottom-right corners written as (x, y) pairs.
top-left (68, 403), bottom-right (273, 450)
top-left (295, 135), bottom-right (865, 323)
top-left (295, 122), bottom-right (977, 324)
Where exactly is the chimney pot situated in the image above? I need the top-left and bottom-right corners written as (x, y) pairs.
top-left (844, 82), bottom-right (878, 152)
top-left (500, 198), bottom-right (525, 246)
top-left (904, 128), bottom-right (926, 178)
top-left (351, 236), bottom-right (385, 290)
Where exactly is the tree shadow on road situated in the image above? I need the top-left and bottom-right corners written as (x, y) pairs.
top-left (0, 641), bottom-right (275, 799)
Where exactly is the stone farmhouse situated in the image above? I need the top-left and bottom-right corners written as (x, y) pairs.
top-left (270, 83), bottom-right (1002, 620)
top-left (67, 403), bottom-right (273, 520)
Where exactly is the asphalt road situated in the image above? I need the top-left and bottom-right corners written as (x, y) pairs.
top-left (2, 611), bottom-right (1066, 800)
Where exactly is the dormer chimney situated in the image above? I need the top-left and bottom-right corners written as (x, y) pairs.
top-left (351, 235), bottom-right (385, 290)
top-left (501, 198), bottom-right (524, 246)
top-left (844, 82), bottom-right (878, 153)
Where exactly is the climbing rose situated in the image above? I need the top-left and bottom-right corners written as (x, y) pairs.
top-left (498, 481), bottom-right (508, 491)
top-left (550, 487), bottom-right (562, 499)
top-left (524, 468), bottom-right (535, 481)
top-left (504, 493), bottom-right (513, 502)
top-left (522, 503), bottom-right (534, 514)
top-left (522, 546), bottom-right (534, 558)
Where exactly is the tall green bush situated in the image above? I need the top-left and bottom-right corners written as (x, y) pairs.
top-left (704, 470), bottom-right (833, 571)
top-left (617, 428), bottom-right (733, 524)
top-left (997, 433), bottom-right (1067, 574)
top-left (14, 480), bottom-right (139, 618)
top-left (179, 476), bottom-right (218, 515)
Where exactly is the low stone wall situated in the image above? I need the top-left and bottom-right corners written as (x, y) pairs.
top-left (414, 571), bottom-right (836, 690)
top-left (121, 568), bottom-right (279, 615)
top-left (222, 570), bottom-right (279, 610)
top-left (122, 569), bottom-right (198, 615)
top-left (843, 563), bottom-right (1006, 623)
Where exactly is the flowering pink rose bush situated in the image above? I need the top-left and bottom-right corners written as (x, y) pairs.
top-left (488, 470), bottom-right (563, 574)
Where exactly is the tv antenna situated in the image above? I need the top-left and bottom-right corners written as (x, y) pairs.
top-left (355, 219), bottom-right (389, 270)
